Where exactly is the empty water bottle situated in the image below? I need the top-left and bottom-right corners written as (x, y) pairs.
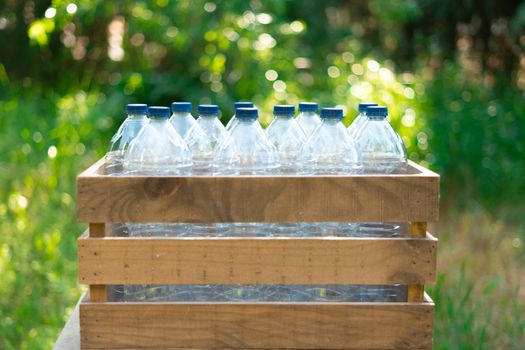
top-left (225, 101), bottom-right (254, 131)
top-left (214, 107), bottom-right (278, 237)
top-left (297, 107), bottom-right (359, 236)
top-left (214, 107), bottom-right (279, 176)
top-left (296, 102), bottom-right (321, 137)
top-left (266, 105), bottom-right (306, 175)
top-left (169, 102), bottom-right (198, 139)
top-left (169, 103), bottom-right (214, 175)
top-left (297, 107), bottom-right (359, 175)
top-left (347, 102), bottom-right (377, 139)
top-left (124, 106), bottom-right (192, 237)
top-left (354, 105), bottom-right (408, 237)
top-left (125, 106), bottom-right (192, 175)
top-left (196, 104), bottom-right (228, 149)
top-left (105, 104), bottom-right (148, 175)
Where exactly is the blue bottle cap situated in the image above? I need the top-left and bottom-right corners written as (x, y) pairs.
top-left (273, 104), bottom-right (295, 116)
top-left (320, 107), bottom-right (344, 119)
top-left (126, 104), bottom-right (148, 115)
top-left (171, 102), bottom-right (192, 113)
top-left (366, 106), bottom-right (388, 117)
top-left (234, 101), bottom-right (254, 110)
top-left (236, 107), bottom-right (258, 119)
top-left (148, 106), bottom-right (171, 118)
top-left (198, 104), bottom-right (220, 116)
top-left (298, 102), bottom-right (318, 113)
top-left (358, 102), bottom-right (378, 113)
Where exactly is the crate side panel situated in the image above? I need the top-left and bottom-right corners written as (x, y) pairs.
top-left (80, 301), bottom-right (434, 349)
top-left (77, 174), bottom-right (439, 223)
top-left (78, 235), bottom-right (437, 285)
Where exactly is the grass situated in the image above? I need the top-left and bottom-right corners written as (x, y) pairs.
top-left (429, 209), bottom-right (525, 349)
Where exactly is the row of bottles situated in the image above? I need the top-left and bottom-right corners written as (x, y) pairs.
top-left (106, 101), bottom-right (407, 176)
top-left (105, 100), bottom-right (409, 302)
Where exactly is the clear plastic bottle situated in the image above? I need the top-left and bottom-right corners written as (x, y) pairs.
top-left (297, 107), bottom-right (360, 236)
top-left (266, 105), bottom-right (306, 175)
top-left (169, 102), bottom-right (197, 140)
top-left (297, 107), bottom-right (359, 175)
top-left (296, 102), bottom-right (321, 138)
top-left (214, 107), bottom-right (278, 238)
top-left (354, 105), bottom-right (408, 237)
top-left (124, 106), bottom-right (192, 238)
top-left (265, 104), bottom-right (306, 236)
top-left (225, 101), bottom-right (254, 131)
top-left (214, 107), bottom-right (279, 176)
top-left (125, 106), bottom-right (192, 175)
top-left (105, 104), bottom-right (148, 175)
top-left (347, 102), bottom-right (377, 139)
top-left (196, 104), bottom-right (228, 149)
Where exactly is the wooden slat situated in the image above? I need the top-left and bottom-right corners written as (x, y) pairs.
top-left (78, 231), bottom-right (437, 285)
top-left (77, 159), bottom-right (440, 223)
top-left (88, 223), bottom-right (106, 237)
top-left (408, 222), bottom-right (428, 302)
top-left (89, 285), bottom-right (107, 302)
top-left (79, 295), bottom-right (434, 349)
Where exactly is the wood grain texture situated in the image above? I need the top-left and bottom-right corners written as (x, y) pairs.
top-left (89, 285), bottom-right (107, 302)
top-left (80, 296), bottom-right (434, 349)
top-left (88, 223), bottom-right (105, 238)
top-left (408, 222), bottom-right (428, 302)
top-left (77, 160), bottom-right (440, 223)
top-left (78, 232), bottom-right (437, 285)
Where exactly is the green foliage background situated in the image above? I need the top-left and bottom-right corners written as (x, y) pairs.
top-left (0, 0), bottom-right (524, 349)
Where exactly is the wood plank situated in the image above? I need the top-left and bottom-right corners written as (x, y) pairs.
top-left (408, 222), bottom-right (428, 302)
top-left (77, 159), bottom-right (440, 223)
top-left (79, 297), bottom-right (434, 349)
top-left (89, 285), bottom-right (108, 302)
top-left (78, 231), bottom-right (437, 285)
top-left (88, 223), bottom-right (106, 238)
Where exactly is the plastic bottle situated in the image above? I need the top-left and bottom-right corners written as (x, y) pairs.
top-left (105, 104), bottom-right (148, 175)
top-left (169, 102), bottom-right (197, 140)
top-left (169, 103), bottom-right (214, 176)
top-left (296, 102), bottom-right (321, 138)
top-left (214, 107), bottom-right (279, 176)
top-left (347, 102), bottom-right (377, 139)
top-left (265, 104), bottom-right (306, 236)
top-left (125, 106), bottom-right (192, 176)
top-left (124, 106), bottom-right (192, 237)
top-left (225, 101), bottom-right (254, 131)
top-left (266, 104), bottom-right (306, 175)
top-left (296, 107), bottom-right (360, 236)
top-left (297, 107), bottom-right (359, 175)
top-left (195, 104), bottom-right (228, 149)
top-left (354, 105), bottom-right (408, 237)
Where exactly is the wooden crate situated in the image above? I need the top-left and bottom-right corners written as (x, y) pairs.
top-left (77, 158), bottom-right (440, 350)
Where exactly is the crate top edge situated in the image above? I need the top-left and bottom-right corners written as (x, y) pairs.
top-left (77, 158), bottom-right (440, 180)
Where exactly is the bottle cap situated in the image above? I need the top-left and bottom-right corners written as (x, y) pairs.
top-left (273, 104), bottom-right (295, 117)
top-left (358, 102), bottom-right (378, 113)
top-left (171, 102), bottom-right (192, 113)
top-left (298, 102), bottom-right (318, 113)
top-left (234, 102), bottom-right (254, 110)
top-left (148, 106), bottom-right (171, 118)
top-left (366, 106), bottom-right (388, 117)
top-left (198, 104), bottom-right (220, 116)
top-left (126, 104), bottom-right (148, 115)
top-left (320, 107), bottom-right (344, 119)
top-left (236, 107), bottom-right (258, 119)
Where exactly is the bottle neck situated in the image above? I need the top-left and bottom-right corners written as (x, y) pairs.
top-left (274, 114), bottom-right (293, 120)
top-left (299, 111), bottom-right (318, 117)
top-left (367, 115), bottom-right (387, 121)
top-left (127, 113), bottom-right (147, 119)
top-left (172, 112), bottom-right (192, 118)
top-left (200, 114), bottom-right (219, 120)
